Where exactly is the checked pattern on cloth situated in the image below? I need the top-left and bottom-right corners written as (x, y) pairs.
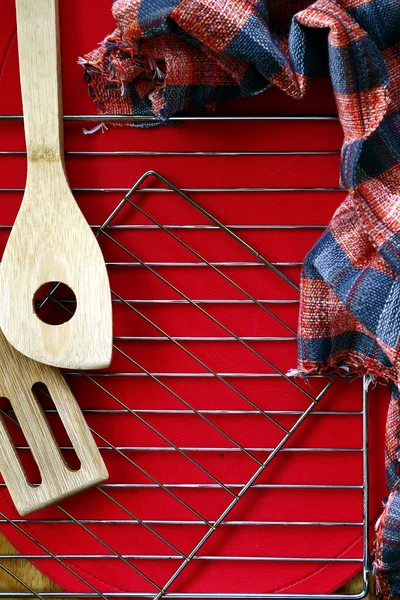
top-left (81, 0), bottom-right (400, 596)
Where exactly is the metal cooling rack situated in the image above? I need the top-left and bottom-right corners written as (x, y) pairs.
top-left (0, 112), bottom-right (370, 599)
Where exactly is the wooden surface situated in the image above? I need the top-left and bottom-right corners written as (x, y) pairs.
top-left (0, 0), bottom-right (113, 370)
top-left (0, 532), bottom-right (63, 598)
top-left (0, 328), bottom-right (108, 516)
top-left (338, 572), bottom-right (376, 599)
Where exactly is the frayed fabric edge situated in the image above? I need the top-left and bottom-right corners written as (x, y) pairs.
top-left (77, 53), bottom-right (168, 128)
top-left (83, 122), bottom-right (108, 135)
top-left (373, 490), bottom-right (397, 600)
top-left (289, 349), bottom-right (399, 390)
top-left (289, 358), bottom-right (399, 598)
top-left (286, 363), bottom-right (378, 390)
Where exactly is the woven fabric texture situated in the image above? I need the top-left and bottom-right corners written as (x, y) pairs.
top-left (82, 0), bottom-right (400, 596)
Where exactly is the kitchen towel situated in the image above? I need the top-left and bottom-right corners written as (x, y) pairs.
top-left (0, 0), bottom-right (392, 593)
top-left (81, 1), bottom-right (400, 596)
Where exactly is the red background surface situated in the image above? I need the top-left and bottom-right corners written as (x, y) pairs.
top-left (0, 0), bottom-right (390, 596)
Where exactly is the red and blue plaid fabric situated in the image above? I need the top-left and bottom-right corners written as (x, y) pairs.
top-left (82, 0), bottom-right (400, 595)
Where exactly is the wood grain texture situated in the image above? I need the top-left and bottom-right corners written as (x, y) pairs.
top-left (338, 572), bottom-right (377, 599)
top-left (0, 531), bottom-right (63, 598)
top-left (0, 328), bottom-right (108, 516)
top-left (0, 0), bottom-right (113, 370)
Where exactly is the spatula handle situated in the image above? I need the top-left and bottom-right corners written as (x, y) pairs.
top-left (15, 0), bottom-right (63, 163)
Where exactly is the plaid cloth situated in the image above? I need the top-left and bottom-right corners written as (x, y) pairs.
top-left (82, 0), bottom-right (400, 595)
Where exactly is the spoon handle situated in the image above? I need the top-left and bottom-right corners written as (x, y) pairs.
top-left (15, 0), bottom-right (63, 164)
top-left (1, 0), bottom-right (113, 370)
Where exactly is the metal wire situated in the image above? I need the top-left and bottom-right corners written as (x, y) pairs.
top-left (0, 187), bottom-right (342, 193)
top-left (0, 112), bottom-right (369, 600)
top-left (0, 114), bottom-right (339, 121)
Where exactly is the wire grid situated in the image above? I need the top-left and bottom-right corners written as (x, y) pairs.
top-left (0, 113), bottom-right (369, 599)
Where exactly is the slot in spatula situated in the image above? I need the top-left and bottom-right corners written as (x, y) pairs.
top-left (0, 0), bottom-right (112, 369)
top-left (0, 328), bottom-right (108, 516)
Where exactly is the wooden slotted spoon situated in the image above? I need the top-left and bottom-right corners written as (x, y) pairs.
top-left (0, 0), bottom-right (113, 369)
top-left (0, 327), bottom-right (108, 516)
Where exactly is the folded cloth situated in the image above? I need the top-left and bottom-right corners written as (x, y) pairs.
top-left (374, 383), bottom-right (400, 598)
top-left (80, 0), bottom-right (355, 123)
top-left (82, 0), bottom-right (400, 595)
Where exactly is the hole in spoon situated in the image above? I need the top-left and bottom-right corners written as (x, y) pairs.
top-left (32, 383), bottom-right (81, 471)
top-left (0, 397), bottom-right (42, 485)
top-left (33, 282), bottom-right (77, 325)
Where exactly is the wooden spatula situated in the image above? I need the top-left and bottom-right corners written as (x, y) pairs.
top-left (0, 0), bottom-right (112, 369)
top-left (0, 327), bottom-right (108, 516)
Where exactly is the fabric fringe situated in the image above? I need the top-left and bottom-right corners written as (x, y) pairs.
top-left (288, 363), bottom-right (378, 391)
top-left (82, 122), bottom-right (108, 135)
top-left (373, 491), bottom-right (397, 600)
